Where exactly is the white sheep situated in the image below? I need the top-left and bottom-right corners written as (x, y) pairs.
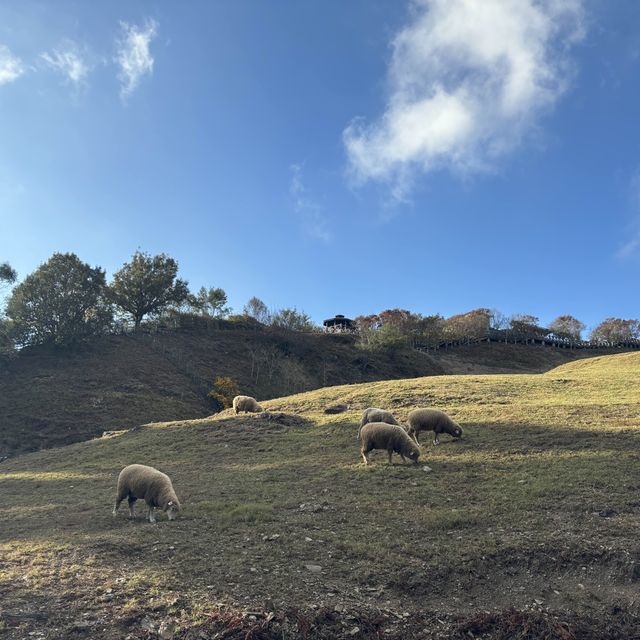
top-left (358, 407), bottom-right (400, 439)
top-left (360, 422), bottom-right (421, 465)
top-left (233, 395), bottom-right (264, 414)
top-left (112, 464), bottom-right (181, 523)
top-left (407, 408), bottom-right (463, 445)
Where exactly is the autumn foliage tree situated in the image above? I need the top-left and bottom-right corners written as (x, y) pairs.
top-left (442, 308), bottom-right (491, 342)
top-left (207, 376), bottom-right (240, 410)
top-left (109, 252), bottom-right (189, 329)
top-left (548, 315), bottom-right (586, 341)
top-left (590, 318), bottom-right (640, 345)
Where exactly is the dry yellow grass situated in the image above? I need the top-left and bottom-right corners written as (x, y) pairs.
top-left (1, 352), bottom-right (639, 639)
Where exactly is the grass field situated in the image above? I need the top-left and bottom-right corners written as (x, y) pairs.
top-left (1, 352), bottom-right (639, 639)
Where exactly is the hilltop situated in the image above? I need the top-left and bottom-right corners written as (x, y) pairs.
top-left (1, 352), bottom-right (639, 638)
top-left (0, 324), bottom-right (624, 457)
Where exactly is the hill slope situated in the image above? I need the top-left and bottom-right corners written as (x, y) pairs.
top-left (1, 352), bottom-right (639, 639)
top-left (0, 326), bottom-right (624, 458)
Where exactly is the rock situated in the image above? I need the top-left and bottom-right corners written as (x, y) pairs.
top-left (158, 621), bottom-right (177, 640)
top-left (140, 618), bottom-right (155, 632)
top-left (349, 627), bottom-right (360, 636)
top-left (422, 466), bottom-right (432, 473)
top-left (305, 564), bottom-right (322, 573)
top-left (299, 503), bottom-right (324, 513)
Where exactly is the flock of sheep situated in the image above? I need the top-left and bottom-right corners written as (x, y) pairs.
top-left (112, 395), bottom-right (463, 523)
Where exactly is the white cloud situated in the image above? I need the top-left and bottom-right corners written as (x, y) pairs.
top-left (0, 44), bottom-right (24, 85)
top-left (290, 164), bottom-right (331, 242)
top-left (344, 0), bottom-right (585, 199)
top-left (115, 18), bottom-right (158, 99)
top-left (41, 42), bottom-right (90, 88)
top-left (617, 170), bottom-right (640, 258)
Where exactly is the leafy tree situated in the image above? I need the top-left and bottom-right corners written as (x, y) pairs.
top-left (192, 286), bottom-right (230, 317)
top-left (0, 262), bottom-right (17, 285)
top-left (414, 314), bottom-right (444, 348)
top-left (271, 307), bottom-right (316, 332)
top-left (6, 253), bottom-right (112, 346)
top-left (548, 315), bottom-right (586, 341)
top-left (590, 318), bottom-right (640, 345)
top-left (109, 251), bottom-right (189, 329)
top-left (0, 262), bottom-right (17, 358)
top-left (243, 297), bottom-right (271, 324)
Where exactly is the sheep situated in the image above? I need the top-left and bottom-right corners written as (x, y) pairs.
top-left (360, 422), bottom-right (421, 465)
top-left (232, 395), bottom-right (264, 414)
top-left (112, 464), bottom-right (181, 523)
top-left (358, 407), bottom-right (399, 439)
top-left (407, 408), bottom-right (463, 446)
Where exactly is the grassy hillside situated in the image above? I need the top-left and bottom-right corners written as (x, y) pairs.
top-left (1, 352), bottom-right (639, 639)
top-left (0, 325), bottom-right (623, 458)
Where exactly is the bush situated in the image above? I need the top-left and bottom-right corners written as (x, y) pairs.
top-left (207, 376), bottom-right (241, 411)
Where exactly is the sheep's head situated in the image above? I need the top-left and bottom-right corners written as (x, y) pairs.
top-left (165, 501), bottom-right (181, 520)
top-left (452, 425), bottom-right (463, 438)
top-left (406, 445), bottom-right (421, 464)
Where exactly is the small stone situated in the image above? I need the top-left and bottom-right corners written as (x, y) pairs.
top-left (158, 621), bottom-right (177, 640)
top-left (578, 583), bottom-right (585, 589)
top-left (305, 537), bottom-right (313, 542)
top-left (349, 627), bottom-right (360, 636)
top-left (305, 564), bottom-right (322, 573)
top-left (422, 465), bottom-right (432, 473)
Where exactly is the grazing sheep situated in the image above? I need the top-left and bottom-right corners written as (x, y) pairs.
top-left (407, 408), bottom-right (463, 445)
top-left (358, 407), bottom-right (399, 439)
top-left (233, 395), bottom-right (264, 414)
top-left (360, 422), bottom-right (421, 465)
top-left (112, 464), bottom-right (181, 523)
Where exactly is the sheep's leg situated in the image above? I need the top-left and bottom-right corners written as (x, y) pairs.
top-left (433, 433), bottom-right (440, 446)
top-left (413, 431), bottom-right (420, 445)
top-left (147, 503), bottom-right (156, 523)
top-left (361, 449), bottom-right (370, 465)
top-left (400, 453), bottom-right (406, 464)
top-left (387, 449), bottom-right (393, 464)
top-left (112, 499), bottom-right (121, 517)
top-left (127, 497), bottom-right (137, 518)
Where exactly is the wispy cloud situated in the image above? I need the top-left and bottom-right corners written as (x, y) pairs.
top-left (0, 44), bottom-right (24, 85)
top-left (41, 42), bottom-right (90, 89)
top-left (617, 169), bottom-right (640, 258)
top-left (290, 164), bottom-right (331, 242)
top-left (344, 0), bottom-right (585, 200)
top-left (115, 18), bottom-right (158, 99)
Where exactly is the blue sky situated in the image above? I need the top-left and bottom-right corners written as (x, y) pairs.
top-left (0, 0), bottom-right (639, 332)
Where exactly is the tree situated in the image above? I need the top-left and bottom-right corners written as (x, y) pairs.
top-left (243, 297), bottom-right (271, 324)
top-left (509, 314), bottom-right (547, 337)
top-left (548, 315), bottom-right (586, 341)
top-left (0, 262), bottom-right (17, 285)
top-left (0, 262), bottom-right (17, 358)
top-left (590, 318), bottom-right (640, 345)
top-left (442, 308), bottom-right (491, 342)
top-left (109, 252), bottom-right (189, 329)
top-left (271, 307), bottom-right (316, 332)
top-left (6, 253), bottom-right (112, 346)
top-left (193, 286), bottom-right (230, 317)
